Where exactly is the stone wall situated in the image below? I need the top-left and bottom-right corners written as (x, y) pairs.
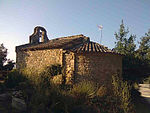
top-left (16, 49), bottom-right (63, 75)
top-left (16, 49), bottom-right (122, 86)
top-left (75, 53), bottom-right (122, 86)
top-left (63, 52), bottom-right (75, 84)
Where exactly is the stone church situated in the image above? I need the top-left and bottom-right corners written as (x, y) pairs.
top-left (16, 26), bottom-right (122, 85)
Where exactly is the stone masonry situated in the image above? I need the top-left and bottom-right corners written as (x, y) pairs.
top-left (16, 49), bottom-right (63, 75)
top-left (16, 26), bottom-right (122, 86)
top-left (75, 53), bottom-right (122, 86)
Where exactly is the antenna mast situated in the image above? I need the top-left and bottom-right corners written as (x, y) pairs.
top-left (97, 25), bottom-right (103, 44)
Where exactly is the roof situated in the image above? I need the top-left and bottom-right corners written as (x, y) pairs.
top-left (16, 34), bottom-right (88, 51)
top-left (71, 41), bottom-right (114, 53)
top-left (16, 34), bottom-right (121, 55)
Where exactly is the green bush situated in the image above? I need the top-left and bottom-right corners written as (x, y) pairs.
top-left (91, 95), bottom-right (123, 113)
top-left (70, 81), bottom-right (96, 98)
top-left (16, 65), bottom-right (136, 113)
top-left (0, 82), bottom-right (6, 93)
top-left (91, 74), bottom-right (136, 113)
top-left (26, 83), bottom-right (69, 113)
top-left (96, 85), bottom-right (107, 97)
top-left (5, 69), bottom-right (27, 89)
top-left (112, 74), bottom-right (135, 113)
top-left (20, 67), bottom-right (64, 113)
top-left (22, 73), bottom-right (98, 113)
top-left (43, 64), bottom-right (62, 77)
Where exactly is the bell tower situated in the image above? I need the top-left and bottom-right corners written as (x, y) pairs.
top-left (29, 26), bottom-right (49, 44)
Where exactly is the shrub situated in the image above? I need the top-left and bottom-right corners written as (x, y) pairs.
top-left (43, 64), bottom-right (62, 77)
top-left (112, 74), bottom-right (135, 113)
top-left (71, 81), bottom-right (96, 98)
top-left (22, 73), bottom-right (98, 113)
top-left (70, 81), bottom-right (96, 106)
top-left (91, 95), bottom-right (123, 113)
top-left (26, 82), bottom-right (69, 113)
top-left (96, 85), bottom-right (107, 97)
top-left (130, 83), bottom-right (141, 99)
top-left (19, 65), bottom-right (136, 113)
top-left (20, 67), bottom-right (66, 113)
top-left (0, 82), bottom-right (6, 93)
top-left (5, 69), bottom-right (27, 89)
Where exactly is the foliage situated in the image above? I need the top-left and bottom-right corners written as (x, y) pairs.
top-left (22, 76), bottom-right (97, 113)
top-left (0, 43), bottom-right (15, 71)
top-left (96, 85), bottom-right (107, 97)
top-left (19, 66), bottom-right (98, 113)
top-left (134, 30), bottom-right (150, 82)
top-left (114, 20), bottom-right (150, 83)
top-left (19, 66), bottom-right (65, 112)
top-left (3, 59), bottom-right (15, 71)
top-left (0, 65), bottom-right (137, 113)
top-left (69, 81), bottom-right (96, 105)
top-left (0, 44), bottom-right (7, 70)
top-left (92, 95), bottom-right (124, 113)
top-left (0, 82), bottom-right (6, 93)
top-left (136, 29), bottom-right (150, 61)
top-left (70, 81), bottom-right (96, 98)
top-left (114, 20), bottom-right (136, 55)
top-left (112, 73), bottom-right (135, 113)
top-left (114, 20), bottom-right (136, 82)
top-left (5, 69), bottom-right (27, 88)
top-left (20, 65), bottom-right (135, 113)
top-left (132, 30), bottom-right (150, 82)
top-left (41, 64), bottom-right (62, 77)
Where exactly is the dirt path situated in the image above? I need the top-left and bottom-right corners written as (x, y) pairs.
top-left (139, 84), bottom-right (150, 104)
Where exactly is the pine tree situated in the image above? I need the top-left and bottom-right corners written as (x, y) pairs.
top-left (114, 20), bottom-right (138, 82)
top-left (137, 29), bottom-right (150, 61)
top-left (114, 20), bottom-right (136, 55)
top-left (0, 44), bottom-right (7, 70)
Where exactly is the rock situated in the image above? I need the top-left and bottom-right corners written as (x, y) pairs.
top-left (11, 90), bottom-right (27, 112)
top-left (0, 92), bottom-right (12, 112)
top-left (12, 96), bottom-right (26, 111)
top-left (12, 90), bottom-right (24, 99)
top-left (0, 93), bottom-right (12, 101)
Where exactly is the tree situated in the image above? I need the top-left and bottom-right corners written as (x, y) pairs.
top-left (0, 44), bottom-right (7, 70)
top-left (3, 59), bottom-right (15, 71)
top-left (125, 34), bottom-right (136, 55)
top-left (132, 30), bottom-right (150, 82)
top-left (114, 20), bottom-right (140, 83)
top-left (0, 44), bottom-right (15, 71)
top-left (114, 20), bottom-right (136, 55)
top-left (137, 29), bottom-right (150, 61)
top-left (114, 24), bottom-right (150, 82)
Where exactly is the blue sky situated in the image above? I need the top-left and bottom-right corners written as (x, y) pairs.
top-left (0, 0), bottom-right (150, 61)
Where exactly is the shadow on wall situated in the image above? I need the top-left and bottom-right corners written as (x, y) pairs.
top-left (16, 51), bottom-right (29, 72)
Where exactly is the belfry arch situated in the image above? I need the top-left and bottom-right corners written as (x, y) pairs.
top-left (29, 26), bottom-right (49, 44)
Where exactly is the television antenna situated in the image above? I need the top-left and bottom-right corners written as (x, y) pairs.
top-left (97, 25), bottom-right (103, 44)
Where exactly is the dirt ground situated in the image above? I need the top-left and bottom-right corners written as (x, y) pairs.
top-left (135, 84), bottom-right (150, 113)
top-left (139, 84), bottom-right (150, 104)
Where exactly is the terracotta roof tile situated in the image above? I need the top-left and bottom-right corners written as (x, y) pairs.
top-left (70, 41), bottom-right (118, 54)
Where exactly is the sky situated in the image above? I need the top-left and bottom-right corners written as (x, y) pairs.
top-left (0, 0), bottom-right (150, 61)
